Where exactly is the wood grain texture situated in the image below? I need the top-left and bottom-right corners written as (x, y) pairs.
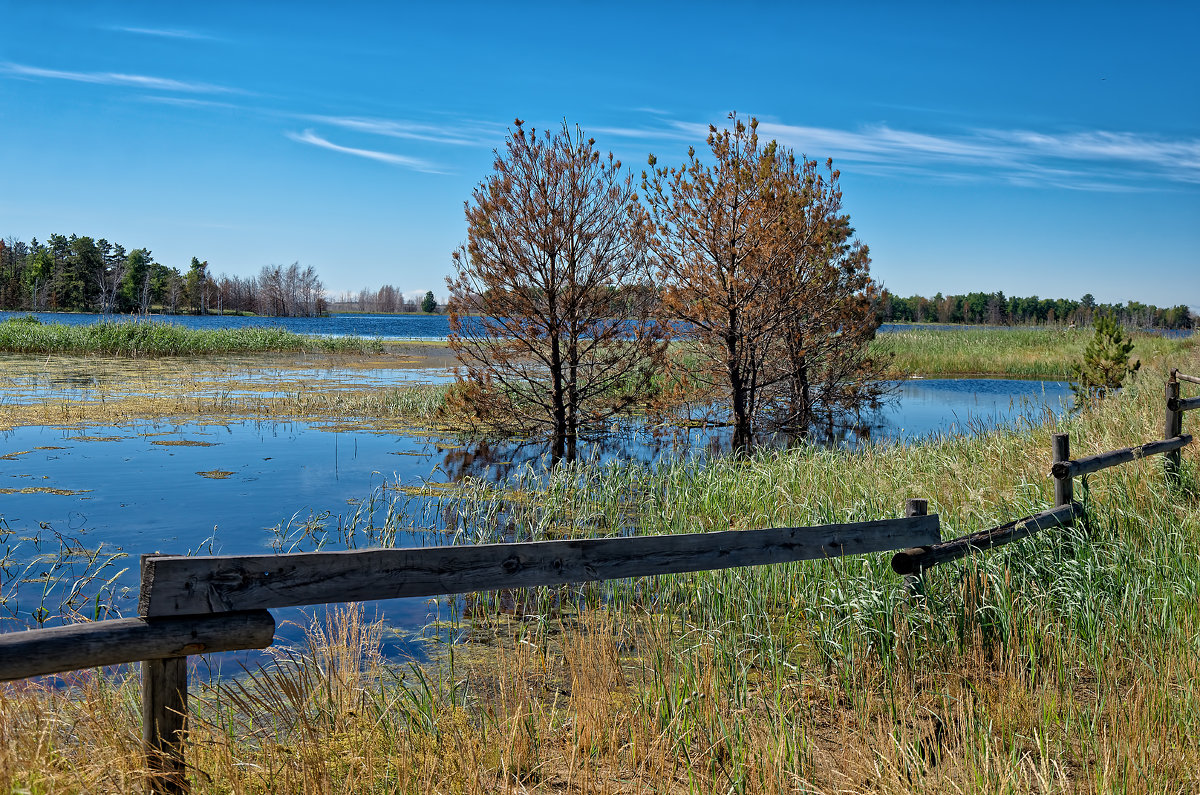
top-left (1050, 435), bottom-right (1193, 480)
top-left (140, 516), bottom-right (941, 617)
top-left (891, 504), bottom-right (1078, 575)
top-left (143, 656), bottom-right (188, 794)
top-left (1052, 433), bottom-right (1073, 510)
top-left (1168, 395), bottom-right (1200, 413)
top-left (1174, 372), bottom-right (1200, 386)
top-left (0, 611), bottom-right (275, 682)
top-left (1166, 381), bottom-right (1185, 483)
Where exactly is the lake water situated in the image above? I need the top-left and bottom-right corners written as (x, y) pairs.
top-left (0, 314), bottom-right (1078, 669)
top-left (3, 311), bottom-right (1190, 340)
top-left (0, 376), bottom-right (1070, 661)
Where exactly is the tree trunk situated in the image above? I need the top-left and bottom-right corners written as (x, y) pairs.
top-left (550, 330), bottom-right (566, 443)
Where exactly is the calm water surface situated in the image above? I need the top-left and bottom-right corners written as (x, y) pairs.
top-left (3, 311), bottom-right (1190, 340)
top-left (0, 314), bottom-right (1075, 667)
top-left (1, 378), bottom-right (1070, 656)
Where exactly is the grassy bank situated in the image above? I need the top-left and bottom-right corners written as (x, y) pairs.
top-left (3, 350), bottom-right (1198, 792)
top-left (0, 317), bottom-right (383, 356)
top-left (875, 325), bottom-right (1194, 378)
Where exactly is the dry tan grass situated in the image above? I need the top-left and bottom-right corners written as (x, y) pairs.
top-left (1, 344), bottom-right (1198, 793)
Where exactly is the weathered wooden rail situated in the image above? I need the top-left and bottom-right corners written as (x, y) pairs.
top-left (2, 514), bottom-right (940, 793)
top-left (0, 370), bottom-right (1195, 793)
top-left (893, 370), bottom-right (1198, 578)
top-left (0, 611), bottom-right (275, 681)
top-left (891, 503), bottom-right (1080, 575)
top-left (1049, 435), bottom-right (1192, 479)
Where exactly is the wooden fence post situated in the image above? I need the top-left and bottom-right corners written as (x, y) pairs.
top-left (1052, 433), bottom-right (1073, 521)
top-left (141, 553), bottom-right (189, 795)
top-left (143, 656), bottom-right (188, 794)
top-left (1166, 372), bottom-right (1183, 486)
top-left (904, 498), bottom-right (929, 597)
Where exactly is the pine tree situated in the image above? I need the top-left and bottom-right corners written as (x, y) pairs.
top-left (1070, 316), bottom-right (1140, 402)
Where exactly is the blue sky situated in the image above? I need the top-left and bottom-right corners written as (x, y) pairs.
top-left (1, 2), bottom-right (1197, 310)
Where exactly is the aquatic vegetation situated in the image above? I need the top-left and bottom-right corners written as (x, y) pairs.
top-left (0, 318), bottom-right (384, 357)
top-left (875, 325), bottom-right (1193, 377)
top-left (0, 351), bottom-right (451, 431)
top-left (151, 440), bottom-right (218, 447)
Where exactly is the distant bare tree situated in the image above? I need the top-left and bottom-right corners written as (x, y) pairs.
top-left (94, 240), bottom-right (127, 315)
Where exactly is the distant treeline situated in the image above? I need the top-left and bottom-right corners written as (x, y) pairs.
top-left (880, 290), bottom-right (1193, 329)
top-left (0, 234), bottom-right (327, 317)
top-left (330, 285), bottom-right (442, 314)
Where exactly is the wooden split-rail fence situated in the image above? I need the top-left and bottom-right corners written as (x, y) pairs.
top-left (1, 370), bottom-right (1196, 794)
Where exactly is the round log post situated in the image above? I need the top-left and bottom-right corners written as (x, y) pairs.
top-left (1166, 374), bottom-right (1183, 486)
top-left (1052, 433), bottom-right (1073, 524)
top-left (904, 499), bottom-right (929, 597)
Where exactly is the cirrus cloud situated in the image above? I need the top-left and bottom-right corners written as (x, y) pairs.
top-left (285, 129), bottom-right (444, 174)
top-left (1, 61), bottom-right (243, 94)
top-left (609, 114), bottom-right (1200, 192)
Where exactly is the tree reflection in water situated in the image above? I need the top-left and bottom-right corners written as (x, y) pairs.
top-left (436, 407), bottom-right (887, 483)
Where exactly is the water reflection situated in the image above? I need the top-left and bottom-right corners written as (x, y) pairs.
top-left (434, 378), bottom-right (1072, 480)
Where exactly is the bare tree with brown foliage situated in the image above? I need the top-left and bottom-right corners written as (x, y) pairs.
top-left (446, 120), bottom-right (667, 458)
top-left (642, 115), bottom-right (796, 444)
top-left (643, 114), bottom-right (885, 446)
top-left (769, 158), bottom-right (888, 430)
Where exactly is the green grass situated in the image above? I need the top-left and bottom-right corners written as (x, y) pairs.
top-left (266, 351), bottom-right (1200, 792)
top-left (3, 342), bottom-right (1198, 793)
top-left (0, 317), bottom-right (383, 357)
top-left (874, 325), bottom-right (1194, 378)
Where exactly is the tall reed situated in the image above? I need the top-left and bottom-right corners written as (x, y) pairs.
top-left (875, 325), bottom-right (1193, 377)
top-left (0, 318), bottom-right (382, 356)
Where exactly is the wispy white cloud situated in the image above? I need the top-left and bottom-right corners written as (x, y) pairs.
top-left (1, 61), bottom-right (243, 94)
top-left (139, 96), bottom-right (240, 110)
top-left (108, 25), bottom-right (221, 42)
top-left (134, 99), bottom-right (499, 151)
top-left (301, 115), bottom-right (495, 147)
top-left (590, 123), bottom-right (699, 143)
top-left (983, 129), bottom-right (1200, 181)
top-left (619, 113), bottom-right (1200, 191)
top-left (285, 129), bottom-right (444, 173)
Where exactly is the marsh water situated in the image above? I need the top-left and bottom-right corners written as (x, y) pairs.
top-left (1, 372), bottom-right (1070, 662)
top-left (0, 315), bottom-right (1076, 665)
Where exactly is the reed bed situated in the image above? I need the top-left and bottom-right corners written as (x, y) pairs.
top-left (0, 317), bottom-right (383, 356)
top-left (0, 352), bottom-right (448, 431)
top-left (874, 326), bottom-right (1194, 377)
top-left (2, 351), bottom-right (1198, 792)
